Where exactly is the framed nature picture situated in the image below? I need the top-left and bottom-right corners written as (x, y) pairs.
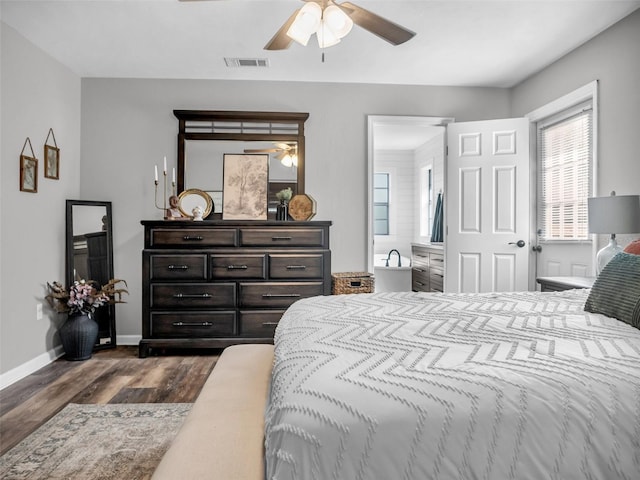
top-left (222, 154), bottom-right (268, 220)
top-left (20, 155), bottom-right (38, 193)
top-left (44, 144), bottom-right (60, 179)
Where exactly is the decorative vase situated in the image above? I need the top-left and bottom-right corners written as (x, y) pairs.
top-left (59, 313), bottom-right (99, 361)
top-left (276, 200), bottom-right (289, 221)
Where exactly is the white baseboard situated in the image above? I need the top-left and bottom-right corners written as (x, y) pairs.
top-left (0, 336), bottom-right (143, 391)
top-left (0, 345), bottom-right (65, 391)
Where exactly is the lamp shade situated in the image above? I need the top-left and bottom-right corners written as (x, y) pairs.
top-left (588, 195), bottom-right (640, 234)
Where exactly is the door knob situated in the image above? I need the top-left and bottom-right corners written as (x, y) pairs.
top-left (509, 240), bottom-right (526, 248)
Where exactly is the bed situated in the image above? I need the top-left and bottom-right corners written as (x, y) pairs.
top-left (264, 253), bottom-right (640, 480)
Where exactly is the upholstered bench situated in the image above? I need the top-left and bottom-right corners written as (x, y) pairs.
top-left (152, 344), bottom-right (275, 480)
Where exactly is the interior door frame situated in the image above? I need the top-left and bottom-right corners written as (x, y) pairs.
top-left (367, 115), bottom-right (454, 274)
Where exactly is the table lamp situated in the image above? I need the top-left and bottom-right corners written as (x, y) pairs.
top-left (588, 192), bottom-right (640, 273)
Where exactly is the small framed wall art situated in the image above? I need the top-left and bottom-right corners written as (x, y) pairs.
top-left (44, 128), bottom-right (60, 179)
top-left (19, 137), bottom-right (38, 193)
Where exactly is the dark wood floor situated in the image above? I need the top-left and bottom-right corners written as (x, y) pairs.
top-left (0, 346), bottom-right (220, 456)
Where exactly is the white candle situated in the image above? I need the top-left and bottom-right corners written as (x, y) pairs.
top-left (172, 168), bottom-right (176, 183)
top-left (163, 156), bottom-right (167, 174)
top-left (154, 165), bottom-right (158, 181)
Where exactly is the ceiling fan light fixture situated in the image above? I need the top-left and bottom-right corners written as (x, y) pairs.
top-left (323, 5), bottom-right (353, 39)
top-left (287, 2), bottom-right (322, 46)
top-left (281, 153), bottom-right (294, 168)
top-left (317, 20), bottom-right (341, 48)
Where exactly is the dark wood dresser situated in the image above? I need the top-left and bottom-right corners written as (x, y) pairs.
top-left (139, 220), bottom-right (331, 357)
top-left (411, 243), bottom-right (444, 293)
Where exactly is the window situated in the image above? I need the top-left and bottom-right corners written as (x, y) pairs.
top-left (537, 101), bottom-right (593, 241)
top-left (373, 173), bottom-right (389, 235)
top-left (419, 166), bottom-right (433, 238)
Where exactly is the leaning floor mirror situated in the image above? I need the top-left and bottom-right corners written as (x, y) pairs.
top-left (65, 200), bottom-right (116, 349)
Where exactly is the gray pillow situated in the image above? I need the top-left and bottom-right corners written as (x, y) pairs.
top-left (584, 252), bottom-right (640, 328)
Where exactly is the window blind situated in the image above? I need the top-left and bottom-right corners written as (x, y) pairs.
top-left (374, 173), bottom-right (389, 235)
top-left (537, 104), bottom-right (593, 241)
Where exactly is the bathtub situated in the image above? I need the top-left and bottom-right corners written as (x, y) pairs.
top-left (373, 253), bottom-right (412, 292)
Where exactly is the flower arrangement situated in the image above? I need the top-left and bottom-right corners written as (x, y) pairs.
top-left (276, 187), bottom-right (293, 203)
top-left (46, 279), bottom-right (128, 316)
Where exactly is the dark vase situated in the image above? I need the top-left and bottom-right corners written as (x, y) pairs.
top-left (276, 200), bottom-right (289, 221)
top-left (59, 313), bottom-right (99, 361)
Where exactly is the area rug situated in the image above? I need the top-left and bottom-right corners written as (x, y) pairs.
top-left (0, 403), bottom-right (191, 480)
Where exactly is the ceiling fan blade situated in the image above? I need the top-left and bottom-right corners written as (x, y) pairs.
top-left (337, 1), bottom-right (415, 46)
top-left (264, 8), bottom-right (300, 50)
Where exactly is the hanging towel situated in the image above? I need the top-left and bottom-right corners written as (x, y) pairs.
top-left (431, 192), bottom-right (444, 242)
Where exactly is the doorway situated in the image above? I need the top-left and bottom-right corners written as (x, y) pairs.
top-left (366, 115), bottom-right (452, 278)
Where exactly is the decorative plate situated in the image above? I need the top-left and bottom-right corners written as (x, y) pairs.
top-left (288, 193), bottom-right (317, 221)
top-left (178, 189), bottom-right (213, 219)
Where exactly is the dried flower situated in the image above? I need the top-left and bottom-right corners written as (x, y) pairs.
top-left (46, 279), bottom-right (128, 316)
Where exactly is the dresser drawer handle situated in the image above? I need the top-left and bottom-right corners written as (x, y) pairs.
top-left (416, 254), bottom-right (427, 258)
top-left (414, 268), bottom-right (425, 273)
top-left (227, 265), bottom-right (248, 270)
top-left (262, 322), bottom-right (279, 327)
top-left (167, 265), bottom-right (189, 270)
top-left (286, 265), bottom-right (307, 270)
top-left (431, 258), bottom-right (444, 263)
top-left (415, 281), bottom-right (425, 286)
top-left (262, 293), bottom-right (302, 298)
top-left (271, 236), bottom-right (293, 241)
top-left (173, 293), bottom-right (212, 299)
top-left (172, 322), bottom-right (213, 327)
top-left (433, 273), bottom-right (444, 278)
top-left (183, 235), bottom-right (204, 241)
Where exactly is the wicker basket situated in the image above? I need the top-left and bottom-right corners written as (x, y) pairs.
top-left (331, 272), bottom-right (374, 295)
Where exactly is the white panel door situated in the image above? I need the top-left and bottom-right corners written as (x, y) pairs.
top-left (446, 118), bottom-right (530, 293)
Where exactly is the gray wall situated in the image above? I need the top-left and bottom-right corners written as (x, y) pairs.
top-left (2, 8), bottom-right (638, 381)
top-left (511, 9), bottom-right (640, 198)
top-left (79, 79), bottom-right (509, 341)
top-left (1, 23), bottom-right (81, 378)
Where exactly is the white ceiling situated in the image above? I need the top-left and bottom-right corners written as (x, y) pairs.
top-left (2, 0), bottom-right (639, 88)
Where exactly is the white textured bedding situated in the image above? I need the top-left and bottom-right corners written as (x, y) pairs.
top-left (264, 290), bottom-right (640, 480)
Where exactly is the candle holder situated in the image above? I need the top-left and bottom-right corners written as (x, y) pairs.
top-left (155, 170), bottom-right (176, 219)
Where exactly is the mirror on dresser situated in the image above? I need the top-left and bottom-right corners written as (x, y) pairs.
top-left (66, 200), bottom-right (116, 349)
top-left (174, 110), bottom-right (308, 218)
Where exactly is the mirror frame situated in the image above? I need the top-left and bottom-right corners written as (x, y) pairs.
top-left (65, 199), bottom-right (116, 350)
top-left (174, 110), bottom-right (309, 196)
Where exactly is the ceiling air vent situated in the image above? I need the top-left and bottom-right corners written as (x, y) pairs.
top-left (224, 58), bottom-right (270, 68)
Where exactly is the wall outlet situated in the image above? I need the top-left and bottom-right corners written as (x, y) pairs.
top-left (36, 303), bottom-right (43, 320)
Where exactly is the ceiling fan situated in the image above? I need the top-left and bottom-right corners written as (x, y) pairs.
top-left (179, 0), bottom-right (415, 50)
top-left (244, 143), bottom-right (299, 167)
top-left (264, 0), bottom-right (415, 50)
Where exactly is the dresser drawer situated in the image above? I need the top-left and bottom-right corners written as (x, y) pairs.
top-left (239, 282), bottom-right (324, 308)
top-left (150, 254), bottom-right (207, 280)
top-left (412, 270), bottom-right (430, 292)
top-left (150, 228), bottom-right (237, 247)
top-left (151, 312), bottom-right (235, 338)
top-left (239, 228), bottom-right (326, 247)
top-left (210, 254), bottom-right (266, 279)
top-left (429, 270), bottom-right (444, 292)
top-left (412, 248), bottom-right (430, 267)
top-left (238, 310), bottom-right (285, 337)
top-left (429, 252), bottom-right (444, 269)
top-left (150, 283), bottom-right (236, 308)
top-left (269, 254), bottom-right (324, 279)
